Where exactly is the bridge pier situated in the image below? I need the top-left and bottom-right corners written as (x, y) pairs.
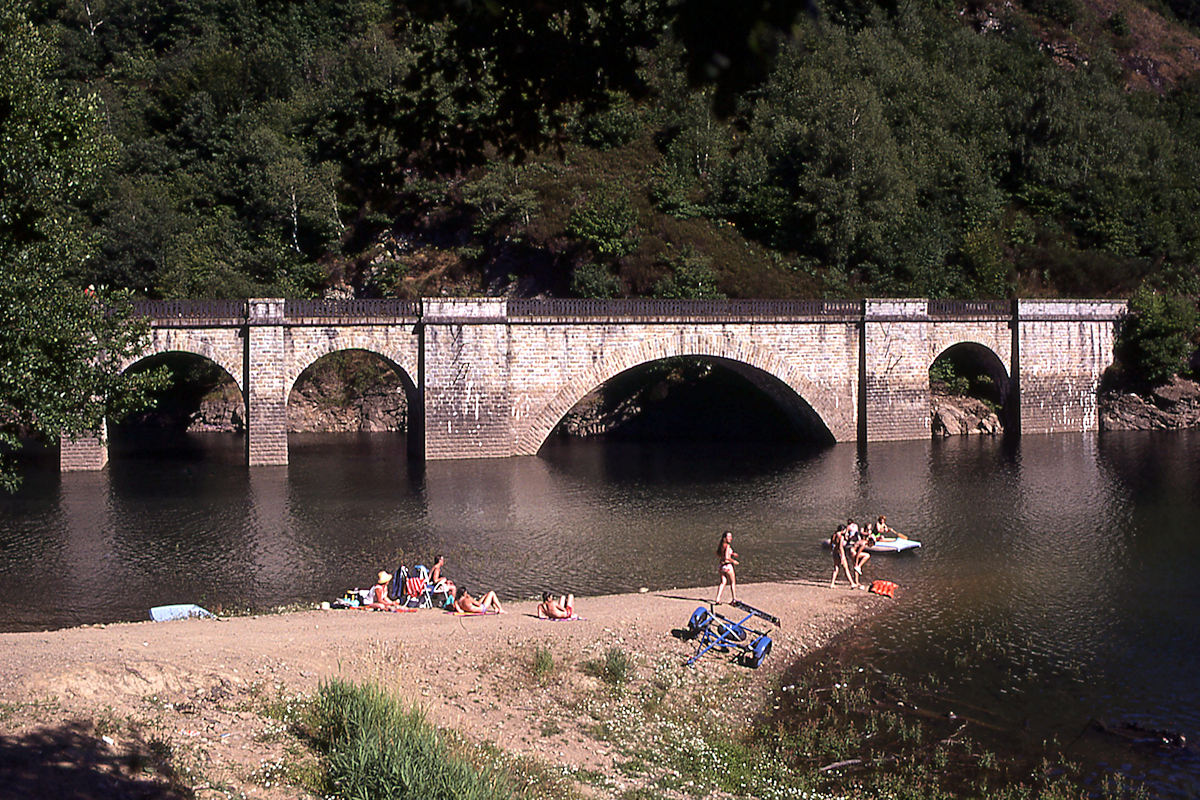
top-left (1016, 300), bottom-right (1124, 435)
top-left (245, 299), bottom-right (288, 466)
top-left (60, 421), bottom-right (108, 471)
top-left (863, 299), bottom-right (935, 441)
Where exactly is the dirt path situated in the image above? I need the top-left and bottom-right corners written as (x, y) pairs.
top-left (0, 580), bottom-right (878, 799)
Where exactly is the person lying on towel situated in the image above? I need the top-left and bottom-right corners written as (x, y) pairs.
top-left (453, 585), bottom-right (504, 614)
top-left (536, 591), bottom-right (575, 619)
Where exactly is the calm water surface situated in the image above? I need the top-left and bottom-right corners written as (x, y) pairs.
top-left (1, 430), bottom-right (1197, 795)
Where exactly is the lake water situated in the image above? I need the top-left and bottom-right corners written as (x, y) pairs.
top-left (1, 429), bottom-right (1197, 796)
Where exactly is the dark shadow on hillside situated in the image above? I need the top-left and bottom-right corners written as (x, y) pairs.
top-left (0, 720), bottom-right (187, 799)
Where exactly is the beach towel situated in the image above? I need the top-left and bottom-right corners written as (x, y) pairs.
top-left (444, 609), bottom-right (501, 616)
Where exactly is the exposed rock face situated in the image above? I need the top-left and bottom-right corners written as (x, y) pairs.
top-left (1100, 376), bottom-right (1200, 431)
top-left (286, 384), bottom-right (406, 432)
top-left (185, 353), bottom-right (408, 434)
top-left (931, 393), bottom-right (1002, 437)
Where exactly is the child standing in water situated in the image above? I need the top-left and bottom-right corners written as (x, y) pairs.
top-left (715, 530), bottom-right (739, 603)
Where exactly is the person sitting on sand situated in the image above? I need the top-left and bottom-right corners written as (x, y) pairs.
top-left (454, 585), bottom-right (504, 614)
top-left (365, 571), bottom-right (402, 609)
top-left (536, 591), bottom-right (575, 619)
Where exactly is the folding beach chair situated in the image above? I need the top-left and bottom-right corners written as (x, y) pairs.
top-left (402, 566), bottom-right (433, 608)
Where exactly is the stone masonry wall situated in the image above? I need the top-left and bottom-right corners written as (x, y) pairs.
top-left (864, 301), bottom-right (1015, 441)
top-left (422, 299), bottom-right (512, 459)
top-left (505, 319), bottom-right (861, 456)
top-left (863, 300), bottom-right (932, 441)
top-left (246, 300), bottom-right (287, 466)
top-left (1018, 300), bottom-right (1123, 434)
top-left (59, 421), bottom-right (108, 471)
top-left (59, 298), bottom-right (1125, 469)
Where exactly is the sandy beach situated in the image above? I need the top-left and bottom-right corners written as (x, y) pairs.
top-left (0, 580), bottom-right (879, 798)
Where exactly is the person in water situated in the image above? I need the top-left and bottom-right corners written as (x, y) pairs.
top-left (536, 591), bottom-right (575, 619)
top-left (454, 585), bottom-right (504, 613)
top-left (715, 530), bottom-right (739, 603)
top-left (851, 523), bottom-right (877, 577)
top-left (830, 524), bottom-right (858, 589)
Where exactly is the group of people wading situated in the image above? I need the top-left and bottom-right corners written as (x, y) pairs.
top-left (829, 515), bottom-right (894, 590)
top-left (713, 516), bottom-right (899, 603)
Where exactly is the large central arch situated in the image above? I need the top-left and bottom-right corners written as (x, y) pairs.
top-left (514, 332), bottom-right (851, 455)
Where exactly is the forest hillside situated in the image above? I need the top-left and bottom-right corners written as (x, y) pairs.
top-left (27, 0), bottom-right (1200, 303)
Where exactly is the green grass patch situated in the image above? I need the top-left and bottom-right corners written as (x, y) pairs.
top-left (531, 645), bottom-right (555, 685)
top-left (311, 678), bottom-right (517, 800)
top-left (584, 647), bottom-right (633, 688)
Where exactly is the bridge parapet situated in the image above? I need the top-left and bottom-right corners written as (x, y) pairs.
top-left (132, 299), bottom-right (246, 326)
top-left (507, 298), bottom-right (862, 322)
top-left (285, 298), bottom-right (420, 322)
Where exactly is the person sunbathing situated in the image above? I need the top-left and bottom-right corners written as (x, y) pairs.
top-left (364, 571), bottom-right (402, 609)
top-left (453, 585), bottom-right (504, 614)
top-left (536, 591), bottom-right (575, 619)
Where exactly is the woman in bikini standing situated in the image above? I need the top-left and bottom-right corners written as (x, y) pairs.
top-left (715, 530), bottom-right (739, 604)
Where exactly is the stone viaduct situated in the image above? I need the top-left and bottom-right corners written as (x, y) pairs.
top-left (59, 297), bottom-right (1126, 470)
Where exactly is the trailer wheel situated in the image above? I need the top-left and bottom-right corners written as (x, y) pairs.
top-left (748, 636), bottom-right (772, 668)
top-left (715, 621), bottom-right (747, 642)
top-left (688, 607), bottom-right (712, 636)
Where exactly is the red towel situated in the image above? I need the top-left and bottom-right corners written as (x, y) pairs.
top-left (404, 576), bottom-right (426, 598)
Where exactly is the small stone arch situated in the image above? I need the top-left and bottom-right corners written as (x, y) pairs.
top-left (123, 329), bottom-right (246, 394)
top-left (284, 346), bottom-right (417, 404)
top-left (514, 333), bottom-right (851, 455)
top-left (121, 349), bottom-right (244, 397)
top-left (929, 341), bottom-right (1016, 429)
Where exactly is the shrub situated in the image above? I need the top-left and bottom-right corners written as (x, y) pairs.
top-left (1115, 288), bottom-right (1199, 386)
top-left (1026, 0), bottom-right (1079, 26)
top-left (531, 646), bottom-right (554, 684)
top-left (570, 261), bottom-right (623, 298)
top-left (566, 187), bottom-right (639, 257)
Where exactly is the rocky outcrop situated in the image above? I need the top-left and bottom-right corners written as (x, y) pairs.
top-left (1100, 376), bottom-right (1200, 431)
top-left (183, 352), bottom-right (408, 434)
top-left (931, 393), bottom-right (1002, 437)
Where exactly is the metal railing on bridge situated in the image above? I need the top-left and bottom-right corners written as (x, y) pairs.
top-left (507, 298), bottom-right (862, 319)
top-left (926, 300), bottom-right (1013, 317)
top-left (132, 299), bottom-right (246, 322)
top-left (284, 298), bottom-right (419, 319)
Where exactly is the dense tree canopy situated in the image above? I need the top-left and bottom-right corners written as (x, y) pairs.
top-left (17, 0), bottom-right (1200, 310)
top-left (0, 1), bottom-right (165, 489)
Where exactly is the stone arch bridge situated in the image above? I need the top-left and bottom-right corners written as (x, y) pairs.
top-left (59, 297), bottom-right (1126, 470)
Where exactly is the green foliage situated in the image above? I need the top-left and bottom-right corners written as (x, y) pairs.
top-left (1027, 0), bottom-right (1080, 26)
top-left (570, 262), bottom-right (624, 299)
top-left (312, 679), bottom-right (515, 800)
top-left (1116, 288), bottom-right (1199, 385)
top-left (0, 1), bottom-right (167, 489)
top-left (567, 187), bottom-right (640, 258)
top-left (530, 646), bottom-right (555, 685)
top-left (930, 358), bottom-right (972, 395)
top-left (652, 247), bottom-right (725, 299)
top-left (1106, 11), bottom-right (1132, 37)
top-left (10, 0), bottom-right (1200, 391)
top-left (577, 91), bottom-right (642, 150)
top-left (585, 647), bottom-right (633, 688)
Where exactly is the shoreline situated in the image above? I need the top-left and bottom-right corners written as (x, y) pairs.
top-left (0, 579), bottom-right (880, 799)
